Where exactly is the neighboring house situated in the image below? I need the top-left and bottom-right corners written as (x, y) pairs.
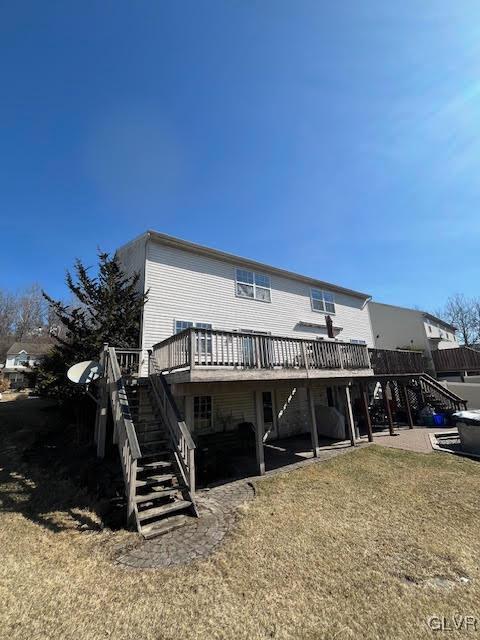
top-left (368, 302), bottom-right (458, 373)
top-left (3, 341), bottom-right (53, 389)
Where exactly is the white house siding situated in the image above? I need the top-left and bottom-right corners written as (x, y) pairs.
top-left (116, 234), bottom-right (148, 367)
top-left (5, 354), bottom-right (41, 368)
top-left (139, 240), bottom-right (373, 373)
top-left (116, 234), bottom-right (147, 294)
top-left (422, 320), bottom-right (459, 350)
top-left (369, 303), bottom-right (428, 352)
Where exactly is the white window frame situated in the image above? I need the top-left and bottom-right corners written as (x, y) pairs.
top-left (175, 320), bottom-right (213, 354)
top-left (14, 350), bottom-right (29, 367)
top-left (310, 288), bottom-right (336, 315)
top-left (175, 320), bottom-right (194, 334)
top-left (235, 268), bottom-right (271, 303)
top-left (193, 395), bottom-right (213, 432)
top-left (174, 320), bottom-right (213, 333)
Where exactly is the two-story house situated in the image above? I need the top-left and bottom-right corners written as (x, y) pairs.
top-left (103, 231), bottom-right (464, 537)
top-left (117, 229), bottom-right (375, 444)
top-left (3, 341), bottom-right (53, 389)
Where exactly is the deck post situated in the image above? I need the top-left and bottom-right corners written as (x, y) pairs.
top-left (147, 348), bottom-right (152, 376)
top-left (402, 382), bottom-right (414, 429)
top-left (254, 390), bottom-right (265, 475)
top-left (381, 381), bottom-right (395, 436)
top-left (96, 343), bottom-right (109, 458)
top-left (359, 382), bottom-right (373, 442)
top-left (189, 328), bottom-right (196, 369)
top-left (306, 385), bottom-right (320, 457)
top-left (344, 385), bottom-right (356, 447)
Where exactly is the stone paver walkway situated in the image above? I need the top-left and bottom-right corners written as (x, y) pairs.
top-left (371, 426), bottom-right (441, 453)
top-left (116, 443), bottom-right (355, 569)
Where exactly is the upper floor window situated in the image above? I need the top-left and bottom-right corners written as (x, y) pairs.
top-left (235, 268), bottom-right (271, 302)
top-left (176, 320), bottom-right (213, 353)
top-left (175, 320), bottom-right (212, 333)
top-left (14, 351), bottom-right (28, 366)
top-left (175, 320), bottom-right (193, 333)
top-left (311, 288), bottom-right (335, 314)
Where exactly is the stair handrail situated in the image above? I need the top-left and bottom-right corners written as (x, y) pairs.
top-left (420, 372), bottom-right (467, 406)
top-left (148, 363), bottom-right (196, 495)
top-left (106, 346), bottom-right (141, 522)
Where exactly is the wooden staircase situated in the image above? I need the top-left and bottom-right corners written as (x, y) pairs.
top-left (96, 346), bottom-right (197, 540)
top-left (126, 380), bottom-right (195, 539)
top-left (410, 373), bottom-right (467, 414)
top-left (375, 374), bottom-right (466, 426)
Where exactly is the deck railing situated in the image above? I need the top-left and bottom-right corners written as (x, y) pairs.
top-left (115, 348), bottom-right (143, 377)
top-left (369, 348), bottom-right (425, 375)
top-left (152, 328), bottom-right (371, 373)
top-left (432, 346), bottom-right (480, 373)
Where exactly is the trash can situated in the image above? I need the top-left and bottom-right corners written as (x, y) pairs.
top-left (433, 414), bottom-right (445, 427)
top-left (452, 411), bottom-right (480, 454)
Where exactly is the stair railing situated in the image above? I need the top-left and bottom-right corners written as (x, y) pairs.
top-left (148, 355), bottom-right (196, 496)
top-left (106, 346), bottom-right (142, 523)
top-left (419, 373), bottom-right (467, 411)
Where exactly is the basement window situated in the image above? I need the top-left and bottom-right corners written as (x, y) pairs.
top-left (194, 396), bottom-right (212, 432)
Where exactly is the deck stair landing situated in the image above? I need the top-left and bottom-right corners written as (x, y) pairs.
top-left (127, 380), bottom-right (195, 539)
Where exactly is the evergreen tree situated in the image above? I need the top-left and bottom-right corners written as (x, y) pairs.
top-left (38, 252), bottom-right (147, 398)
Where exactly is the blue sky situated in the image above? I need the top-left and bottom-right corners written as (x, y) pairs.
top-left (1, 2), bottom-right (480, 309)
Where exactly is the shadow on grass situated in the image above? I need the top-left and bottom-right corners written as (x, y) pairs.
top-left (0, 398), bottom-right (127, 534)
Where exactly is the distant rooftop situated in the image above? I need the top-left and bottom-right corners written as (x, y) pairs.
top-left (7, 341), bottom-right (54, 357)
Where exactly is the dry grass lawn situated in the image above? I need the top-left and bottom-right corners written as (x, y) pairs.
top-left (1, 401), bottom-right (480, 639)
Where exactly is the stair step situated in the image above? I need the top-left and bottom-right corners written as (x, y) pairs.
top-left (140, 513), bottom-right (193, 539)
top-left (137, 460), bottom-right (172, 472)
top-left (139, 450), bottom-right (171, 460)
top-left (137, 499), bottom-right (192, 522)
top-left (138, 440), bottom-right (169, 451)
top-left (135, 488), bottom-right (179, 503)
top-left (137, 433), bottom-right (166, 443)
top-left (135, 420), bottom-right (164, 429)
top-left (135, 473), bottom-right (175, 488)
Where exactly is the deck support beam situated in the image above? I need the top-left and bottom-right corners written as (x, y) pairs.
top-left (254, 391), bottom-right (265, 475)
top-left (96, 344), bottom-right (109, 458)
top-left (381, 381), bottom-right (395, 436)
top-left (359, 382), bottom-right (373, 442)
top-left (402, 382), bottom-right (414, 429)
top-left (306, 385), bottom-right (320, 457)
top-left (344, 385), bottom-right (356, 447)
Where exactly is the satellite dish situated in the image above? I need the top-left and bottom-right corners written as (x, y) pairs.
top-left (67, 360), bottom-right (103, 385)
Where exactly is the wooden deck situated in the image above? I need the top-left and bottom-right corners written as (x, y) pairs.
top-left (432, 346), bottom-right (480, 374)
top-left (151, 328), bottom-right (373, 382)
top-left (368, 348), bottom-right (425, 375)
